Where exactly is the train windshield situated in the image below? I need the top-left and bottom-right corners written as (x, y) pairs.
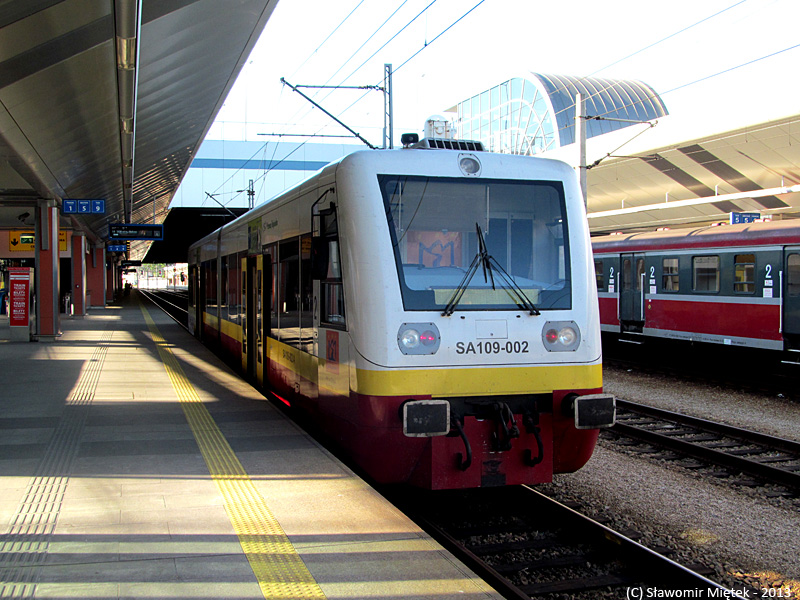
top-left (380, 175), bottom-right (570, 311)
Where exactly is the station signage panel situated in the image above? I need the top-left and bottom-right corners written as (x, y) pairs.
top-left (9, 268), bottom-right (31, 327)
top-left (63, 199), bottom-right (105, 214)
top-left (108, 224), bottom-right (164, 241)
top-left (8, 230), bottom-right (68, 252)
top-left (729, 212), bottom-right (761, 224)
top-left (107, 244), bottom-right (128, 252)
top-left (121, 260), bottom-right (142, 267)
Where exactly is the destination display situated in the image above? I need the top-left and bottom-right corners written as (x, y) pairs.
top-left (108, 224), bottom-right (164, 241)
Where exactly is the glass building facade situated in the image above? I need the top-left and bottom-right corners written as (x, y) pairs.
top-left (453, 73), bottom-right (668, 155)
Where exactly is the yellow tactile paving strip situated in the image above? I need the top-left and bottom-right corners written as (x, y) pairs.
top-left (139, 304), bottom-right (327, 600)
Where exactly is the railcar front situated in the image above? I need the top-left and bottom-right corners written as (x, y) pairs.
top-left (320, 149), bottom-right (614, 489)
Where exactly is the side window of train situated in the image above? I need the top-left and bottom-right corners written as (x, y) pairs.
top-left (662, 258), bottom-right (679, 292)
top-left (734, 254), bottom-right (756, 294)
top-left (693, 255), bottom-right (720, 292)
top-left (622, 259), bottom-right (632, 291)
top-left (788, 254), bottom-right (800, 297)
top-left (265, 246), bottom-right (278, 336)
top-left (279, 238), bottom-right (301, 346)
top-left (300, 234), bottom-right (313, 332)
top-left (314, 207), bottom-right (346, 328)
top-left (635, 258), bottom-right (645, 291)
top-left (594, 259), bottom-right (604, 291)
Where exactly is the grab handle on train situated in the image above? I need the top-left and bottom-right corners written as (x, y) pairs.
top-left (453, 418), bottom-right (472, 471)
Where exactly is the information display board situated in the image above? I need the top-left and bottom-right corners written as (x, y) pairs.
top-left (108, 224), bottom-right (164, 241)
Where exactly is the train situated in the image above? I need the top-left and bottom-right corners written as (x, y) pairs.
top-left (591, 220), bottom-right (800, 360)
top-left (187, 141), bottom-right (615, 490)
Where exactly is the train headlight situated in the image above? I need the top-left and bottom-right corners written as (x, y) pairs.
top-left (458, 153), bottom-right (482, 177)
top-left (542, 321), bottom-right (581, 352)
top-left (398, 323), bottom-right (441, 355)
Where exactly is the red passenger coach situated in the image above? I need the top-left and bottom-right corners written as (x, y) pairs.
top-left (592, 220), bottom-right (800, 359)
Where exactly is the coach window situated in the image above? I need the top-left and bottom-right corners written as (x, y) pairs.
top-left (788, 254), bottom-right (800, 297)
top-left (734, 254), bottom-right (755, 294)
top-left (622, 258), bottom-right (632, 291)
top-left (264, 245), bottom-right (278, 337)
top-left (205, 259), bottom-right (217, 309)
top-left (220, 257), bottom-right (228, 318)
top-left (279, 238), bottom-right (300, 346)
top-left (299, 235), bottom-right (314, 351)
top-left (662, 258), bottom-right (679, 291)
top-left (594, 259), bottom-right (604, 291)
top-left (228, 254), bottom-right (240, 324)
top-left (635, 258), bottom-right (645, 291)
top-left (693, 255), bottom-right (719, 292)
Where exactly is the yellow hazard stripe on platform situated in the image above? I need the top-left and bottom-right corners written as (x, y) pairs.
top-left (140, 304), bottom-right (326, 600)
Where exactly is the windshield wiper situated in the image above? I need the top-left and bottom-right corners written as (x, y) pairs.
top-left (442, 223), bottom-right (540, 317)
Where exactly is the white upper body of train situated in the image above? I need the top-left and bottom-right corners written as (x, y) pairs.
top-left (189, 146), bottom-right (602, 392)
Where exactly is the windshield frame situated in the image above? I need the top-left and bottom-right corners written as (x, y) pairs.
top-left (379, 174), bottom-right (572, 313)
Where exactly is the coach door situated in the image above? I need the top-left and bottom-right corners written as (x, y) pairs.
top-left (619, 253), bottom-right (646, 331)
top-left (242, 255), bottom-right (267, 383)
top-left (783, 248), bottom-right (800, 350)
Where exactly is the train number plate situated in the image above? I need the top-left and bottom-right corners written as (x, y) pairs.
top-left (455, 340), bottom-right (530, 355)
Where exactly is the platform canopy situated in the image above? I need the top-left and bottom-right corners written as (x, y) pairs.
top-left (0, 0), bottom-right (278, 259)
top-left (586, 114), bottom-right (800, 234)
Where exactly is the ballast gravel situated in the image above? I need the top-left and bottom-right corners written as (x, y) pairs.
top-left (536, 363), bottom-right (800, 597)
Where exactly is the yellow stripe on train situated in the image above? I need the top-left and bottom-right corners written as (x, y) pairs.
top-left (350, 363), bottom-right (603, 397)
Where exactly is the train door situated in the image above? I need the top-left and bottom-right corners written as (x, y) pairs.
top-left (783, 247), bottom-right (800, 350)
top-left (188, 263), bottom-right (199, 337)
top-left (242, 256), bottom-right (264, 381)
top-left (197, 263), bottom-right (206, 341)
top-left (241, 257), bottom-right (249, 374)
top-left (255, 255), bottom-right (269, 387)
top-left (619, 253), bottom-right (646, 332)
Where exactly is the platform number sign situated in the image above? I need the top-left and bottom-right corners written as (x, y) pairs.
top-left (62, 199), bottom-right (105, 214)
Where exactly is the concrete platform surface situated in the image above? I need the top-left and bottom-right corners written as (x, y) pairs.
top-left (0, 294), bottom-right (502, 600)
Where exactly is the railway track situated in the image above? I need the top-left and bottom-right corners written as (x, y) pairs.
top-left (138, 288), bottom-right (189, 328)
top-left (385, 486), bottom-right (744, 599)
top-left (603, 338), bottom-right (799, 400)
top-left (604, 399), bottom-right (800, 494)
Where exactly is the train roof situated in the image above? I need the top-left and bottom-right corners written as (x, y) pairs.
top-left (591, 219), bottom-right (800, 253)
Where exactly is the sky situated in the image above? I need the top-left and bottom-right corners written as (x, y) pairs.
top-left (210, 0), bottom-right (800, 152)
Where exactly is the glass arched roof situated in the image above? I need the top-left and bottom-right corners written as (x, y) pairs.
top-left (453, 73), bottom-right (668, 155)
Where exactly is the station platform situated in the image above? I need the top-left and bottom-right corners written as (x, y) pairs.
top-left (0, 293), bottom-right (502, 600)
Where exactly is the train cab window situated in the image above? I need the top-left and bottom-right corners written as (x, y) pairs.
top-left (380, 175), bottom-right (571, 311)
top-left (693, 256), bottom-right (719, 292)
top-left (734, 254), bottom-right (755, 294)
top-left (662, 258), bottom-right (679, 291)
top-left (317, 208), bottom-right (346, 328)
top-left (788, 254), bottom-right (800, 297)
top-left (594, 259), bottom-right (604, 291)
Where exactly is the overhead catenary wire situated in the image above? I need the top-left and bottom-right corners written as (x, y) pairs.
top-left (544, 0), bottom-right (753, 122)
top-left (285, 0), bottom-right (368, 82)
top-left (224, 0), bottom-right (484, 206)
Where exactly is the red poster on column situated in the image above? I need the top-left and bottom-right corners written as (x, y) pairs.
top-left (9, 267), bottom-right (30, 327)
